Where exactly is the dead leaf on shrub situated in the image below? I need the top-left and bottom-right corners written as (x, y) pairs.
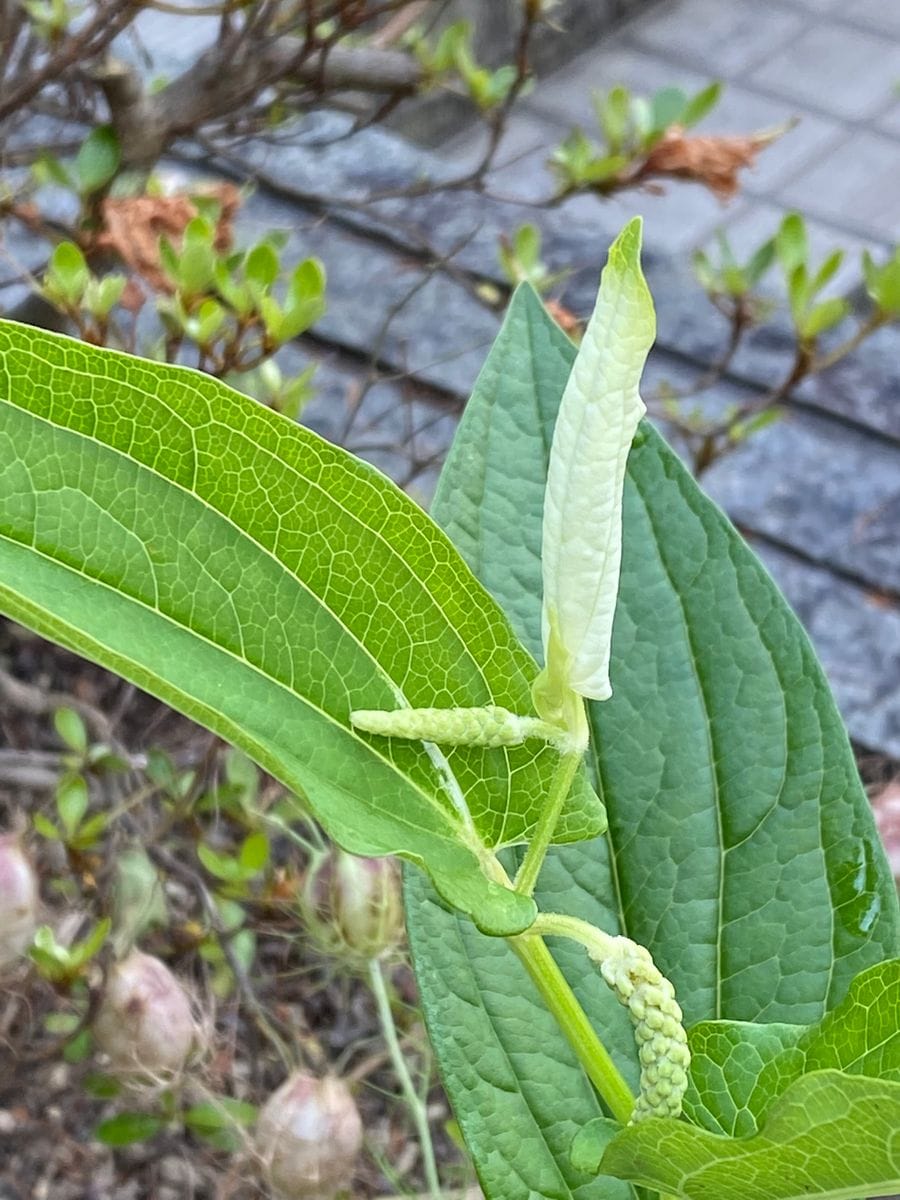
top-left (641, 125), bottom-right (783, 200)
top-left (544, 297), bottom-right (582, 338)
top-left (92, 183), bottom-right (240, 291)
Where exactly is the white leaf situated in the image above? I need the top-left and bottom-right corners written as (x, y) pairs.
top-left (541, 217), bottom-right (656, 701)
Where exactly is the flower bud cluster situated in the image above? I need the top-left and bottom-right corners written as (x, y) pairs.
top-left (351, 704), bottom-right (555, 749)
top-left (588, 936), bottom-right (690, 1121)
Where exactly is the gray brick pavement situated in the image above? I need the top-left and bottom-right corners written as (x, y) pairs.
top-left (450, 0), bottom-right (900, 258)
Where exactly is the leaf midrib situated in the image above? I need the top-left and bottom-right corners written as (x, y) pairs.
top-left (1, 398), bottom-right (491, 834)
top-left (3, 342), bottom-right (522, 718)
top-left (0, 530), bottom-right (465, 843)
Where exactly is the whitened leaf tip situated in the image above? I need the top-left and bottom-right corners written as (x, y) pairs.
top-left (540, 218), bottom-right (656, 708)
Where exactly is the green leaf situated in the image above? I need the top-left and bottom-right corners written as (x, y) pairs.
top-left (600, 1071), bottom-right (900, 1200)
top-left (238, 830), bottom-right (269, 874)
top-left (32, 152), bottom-right (75, 190)
top-left (47, 242), bottom-right (88, 305)
top-left (32, 812), bottom-right (60, 840)
top-left (183, 1097), bottom-right (257, 1138)
top-left (685, 958), bottom-right (900, 1136)
top-left (53, 705), bottom-right (87, 754)
top-left (245, 243), bottom-right (279, 290)
top-left (0, 319), bottom-right (605, 936)
top-left (681, 81), bottom-right (723, 128)
top-left (112, 848), bottom-right (169, 947)
top-left (776, 213), bottom-right (808, 275)
top-left (198, 842), bottom-right (247, 883)
top-left (862, 248), bottom-right (900, 314)
top-left (810, 248), bottom-right (844, 295)
top-left (74, 127), bottom-right (120, 195)
top-left (406, 284), bottom-right (898, 1200)
top-left (69, 916), bottom-right (110, 967)
top-left (650, 86), bottom-right (688, 133)
top-left (94, 1112), bottom-right (165, 1146)
top-left (800, 296), bottom-right (849, 339)
top-left (56, 772), bottom-right (88, 837)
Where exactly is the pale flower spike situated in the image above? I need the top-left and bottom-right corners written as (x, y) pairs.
top-left (540, 217), bottom-right (656, 704)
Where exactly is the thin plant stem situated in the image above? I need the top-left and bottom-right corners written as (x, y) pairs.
top-left (514, 748), bottom-right (582, 896)
top-left (509, 932), bottom-right (635, 1126)
top-left (368, 956), bottom-right (442, 1200)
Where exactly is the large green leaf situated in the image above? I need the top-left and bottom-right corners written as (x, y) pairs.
top-left (406, 285), bottom-right (899, 1198)
top-left (0, 319), bottom-right (605, 936)
top-left (597, 1070), bottom-right (900, 1200)
top-left (685, 957), bottom-right (900, 1136)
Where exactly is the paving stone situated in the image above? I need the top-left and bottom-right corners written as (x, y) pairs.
top-left (702, 407), bottom-right (900, 595)
top-left (113, 8), bottom-right (218, 77)
top-left (876, 103), bottom-right (900, 139)
top-left (794, 321), bottom-right (900, 442)
top-left (778, 131), bottom-right (900, 242)
top-left (533, 40), bottom-right (707, 130)
top-left (444, 108), bottom-right (571, 203)
top-left (835, 0), bottom-right (900, 36)
top-left (233, 181), bottom-right (501, 399)
top-left (754, 543), bottom-right (900, 759)
top-left (628, 0), bottom-right (805, 77)
top-left (748, 22), bottom-right (900, 121)
top-left (777, 0), bottom-right (840, 11)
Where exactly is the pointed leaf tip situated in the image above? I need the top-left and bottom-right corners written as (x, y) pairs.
top-left (540, 217), bottom-right (656, 703)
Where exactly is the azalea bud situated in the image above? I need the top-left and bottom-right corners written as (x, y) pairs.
top-left (300, 849), bottom-right (403, 965)
top-left (0, 834), bottom-right (38, 969)
top-left (93, 949), bottom-right (197, 1079)
top-left (256, 1072), bottom-right (363, 1200)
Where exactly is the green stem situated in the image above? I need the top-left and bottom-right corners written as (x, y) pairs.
top-left (531, 911), bottom-right (617, 957)
top-left (368, 957), bottom-right (442, 1200)
top-left (509, 931), bottom-right (635, 1126)
top-left (514, 748), bottom-right (582, 896)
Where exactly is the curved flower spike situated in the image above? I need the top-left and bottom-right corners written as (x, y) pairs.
top-left (540, 217), bottom-right (656, 705)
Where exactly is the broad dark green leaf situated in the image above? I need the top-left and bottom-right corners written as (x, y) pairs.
top-left (0, 319), bottom-right (604, 936)
top-left (406, 286), bottom-right (899, 1199)
top-left (600, 1070), bottom-right (900, 1200)
top-left (685, 958), bottom-right (900, 1135)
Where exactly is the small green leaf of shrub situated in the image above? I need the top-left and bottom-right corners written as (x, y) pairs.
top-left (74, 127), bottom-right (120, 196)
top-left (95, 1112), bottom-right (166, 1147)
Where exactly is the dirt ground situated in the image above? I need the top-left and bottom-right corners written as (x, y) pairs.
top-left (1, 617), bottom-right (898, 1200)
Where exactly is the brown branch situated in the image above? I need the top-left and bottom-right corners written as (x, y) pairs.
top-left (0, 0), bottom-right (135, 124)
top-left (99, 36), bottom-right (424, 170)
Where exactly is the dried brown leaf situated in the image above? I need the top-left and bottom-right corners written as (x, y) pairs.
top-left (641, 125), bottom-right (779, 200)
top-left (543, 297), bottom-right (581, 338)
top-left (92, 184), bottom-right (241, 291)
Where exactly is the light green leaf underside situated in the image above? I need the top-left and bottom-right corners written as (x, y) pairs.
top-left (406, 285), bottom-right (898, 1199)
top-left (601, 1070), bottom-right (900, 1200)
top-left (541, 216), bottom-right (655, 703)
top-left (685, 957), bottom-right (900, 1136)
top-left (0, 319), bottom-right (605, 936)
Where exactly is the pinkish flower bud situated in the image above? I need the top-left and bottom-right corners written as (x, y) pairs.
top-left (256, 1072), bottom-right (363, 1200)
top-left (93, 950), bottom-right (197, 1080)
top-left (0, 834), bottom-right (38, 969)
top-left (300, 850), bottom-right (403, 965)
